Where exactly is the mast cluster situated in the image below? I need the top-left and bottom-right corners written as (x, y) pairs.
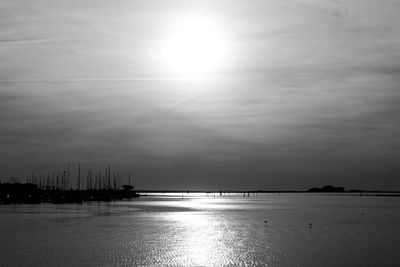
top-left (2, 163), bottom-right (133, 190)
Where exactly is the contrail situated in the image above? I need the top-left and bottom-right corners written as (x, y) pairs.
top-left (0, 77), bottom-right (189, 83)
top-left (168, 92), bottom-right (208, 109)
top-left (0, 38), bottom-right (65, 48)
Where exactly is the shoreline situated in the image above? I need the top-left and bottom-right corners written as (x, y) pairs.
top-left (0, 183), bottom-right (138, 204)
top-left (2, 183), bottom-right (400, 205)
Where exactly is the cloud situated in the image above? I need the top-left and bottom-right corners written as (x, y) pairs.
top-left (1, 0), bottom-right (400, 190)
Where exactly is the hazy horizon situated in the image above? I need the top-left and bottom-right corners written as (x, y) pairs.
top-left (1, 0), bottom-right (400, 191)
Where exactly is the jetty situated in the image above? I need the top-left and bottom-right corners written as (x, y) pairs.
top-left (0, 183), bottom-right (138, 204)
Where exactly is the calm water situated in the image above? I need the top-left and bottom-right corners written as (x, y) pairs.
top-left (1, 193), bottom-right (399, 266)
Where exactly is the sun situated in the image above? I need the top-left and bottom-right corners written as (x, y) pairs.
top-left (160, 17), bottom-right (228, 78)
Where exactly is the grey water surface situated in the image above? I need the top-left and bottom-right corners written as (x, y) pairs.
top-left (1, 193), bottom-right (399, 266)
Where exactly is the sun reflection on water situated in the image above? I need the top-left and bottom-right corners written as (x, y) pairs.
top-left (166, 212), bottom-right (231, 266)
top-left (129, 195), bottom-right (275, 265)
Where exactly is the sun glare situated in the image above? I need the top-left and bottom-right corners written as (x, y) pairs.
top-left (160, 17), bottom-right (228, 78)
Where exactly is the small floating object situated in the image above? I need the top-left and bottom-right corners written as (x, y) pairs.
top-left (309, 223), bottom-right (312, 228)
top-left (264, 220), bottom-right (268, 224)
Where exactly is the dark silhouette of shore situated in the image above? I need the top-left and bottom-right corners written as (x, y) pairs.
top-left (0, 183), bottom-right (138, 204)
top-left (0, 163), bottom-right (142, 204)
top-left (2, 182), bottom-right (400, 205)
top-left (138, 187), bottom-right (400, 196)
top-left (307, 185), bottom-right (345, 192)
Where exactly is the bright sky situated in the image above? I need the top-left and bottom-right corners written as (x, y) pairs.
top-left (1, 0), bottom-right (400, 190)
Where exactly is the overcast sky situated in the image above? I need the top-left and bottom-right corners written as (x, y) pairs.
top-left (1, 0), bottom-right (400, 190)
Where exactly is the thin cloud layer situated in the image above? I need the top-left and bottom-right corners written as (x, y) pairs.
top-left (1, 0), bottom-right (400, 190)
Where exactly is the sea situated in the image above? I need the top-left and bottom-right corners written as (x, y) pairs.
top-left (0, 193), bottom-right (399, 266)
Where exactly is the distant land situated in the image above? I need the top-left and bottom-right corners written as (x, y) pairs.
top-left (137, 185), bottom-right (400, 194)
top-left (1, 182), bottom-right (400, 205)
top-left (0, 183), bottom-right (138, 204)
